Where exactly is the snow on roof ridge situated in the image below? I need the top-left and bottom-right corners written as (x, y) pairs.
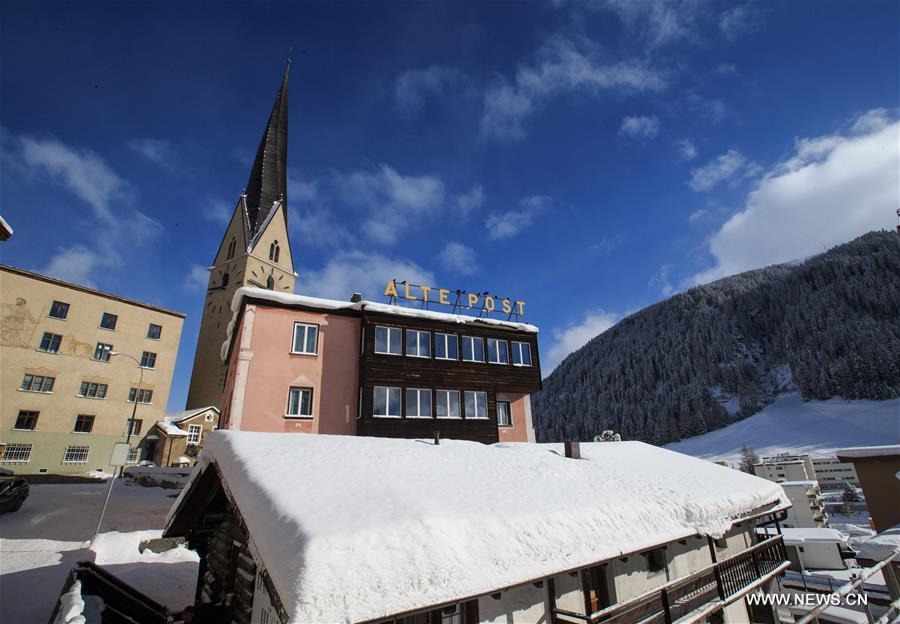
top-left (836, 444), bottom-right (900, 458)
top-left (175, 432), bottom-right (787, 623)
top-left (166, 406), bottom-right (218, 424)
top-left (219, 286), bottom-right (539, 361)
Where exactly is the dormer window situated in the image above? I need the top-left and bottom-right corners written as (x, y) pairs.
top-left (269, 241), bottom-right (280, 263)
top-left (226, 237), bottom-right (236, 260)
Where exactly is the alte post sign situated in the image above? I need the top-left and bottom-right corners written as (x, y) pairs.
top-left (384, 280), bottom-right (525, 316)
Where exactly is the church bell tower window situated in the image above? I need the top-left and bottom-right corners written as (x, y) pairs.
top-left (269, 241), bottom-right (280, 263)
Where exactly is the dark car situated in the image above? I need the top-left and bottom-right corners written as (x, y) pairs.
top-left (0, 472), bottom-right (29, 513)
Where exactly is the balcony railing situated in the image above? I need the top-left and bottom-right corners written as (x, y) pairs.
top-left (554, 535), bottom-right (789, 624)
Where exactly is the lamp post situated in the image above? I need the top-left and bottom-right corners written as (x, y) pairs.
top-left (110, 351), bottom-right (143, 475)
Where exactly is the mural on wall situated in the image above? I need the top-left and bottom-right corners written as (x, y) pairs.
top-left (1, 298), bottom-right (38, 348)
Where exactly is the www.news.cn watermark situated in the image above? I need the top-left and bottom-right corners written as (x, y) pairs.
top-left (746, 592), bottom-right (869, 607)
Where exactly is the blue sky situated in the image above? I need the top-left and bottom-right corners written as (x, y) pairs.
top-left (2, 1), bottom-right (898, 411)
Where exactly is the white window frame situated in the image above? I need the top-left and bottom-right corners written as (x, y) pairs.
top-left (464, 391), bottom-right (488, 419)
top-left (405, 388), bottom-right (432, 418)
top-left (291, 322), bottom-right (319, 355)
top-left (497, 400), bottom-right (512, 427)
top-left (434, 333), bottom-right (458, 360)
top-left (435, 390), bottom-right (462, 419)
top-left (140, 351), bottom-right (157, 369)
top-left (99, 312), bottom-right (118, 331)
top-left (511, 341), bottom-right (533, 367)
top-left (79, 381), bottom-right (108, 399)
top-left (147, 323), bottom-right (162, 340)
top-left (461, 336), bottom-right (484, 362)
top-left (94, 342), bottom-right (113, 362)
top-left (373, 386), bottom-right (401, 418)
top-left (487, 338), bottom-right (509, 364)
top-left (405, 329), bottom-right (431, 358)
top-left (374, 326), bottom-right (402, 356)
top-left (286, 387), bottom-right (313, 418)
top-left (62, 445), bottom-right (90, 464)
top-left (20, 373), bottom-right (55, 393)
top-left (128, 387), bottom-right (152, 404)
top-left (39, 332), bottom-right (62, 353)
top-left (1, 443), bottom-right (32, 463)
top-left (49, 300), bottom-right (69, 319)
top-left (186, 424), bottom-right (202, 445)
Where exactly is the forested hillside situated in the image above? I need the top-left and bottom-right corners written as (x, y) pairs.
top-left (533, 231), bottom-right (900, 444)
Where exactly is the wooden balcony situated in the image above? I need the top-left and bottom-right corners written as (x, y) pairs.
top-left (554, 535), bottom-right (789, 624)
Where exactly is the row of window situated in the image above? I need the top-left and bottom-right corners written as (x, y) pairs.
top-left (0, 443), bottom-right (140, 465)
top-left (38, 332), bottom-right (159, 368)
top-left (288, 322), bottom-right (534, 367)
top-left (13, 410), bottom-right (144, 435)
top-left (372, 386), bottom-right (512, 425)
top-left (18, 374), bottom-right (152, 403)
top-left (48, 300), bottom-right (164, 339)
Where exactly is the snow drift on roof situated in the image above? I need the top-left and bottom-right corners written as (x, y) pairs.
top-left (219, 286), bottom-right (539, 361)
top-left (165, 406), bottom-right (217, 425)
top-left (854, 523), bottom-right (900, 562)
top-left (170, 432), bottom-right (786, 623)
top-left (836, 444), bottom-right (900, 459)
top-left (155, 421), bottom-right (188, 436)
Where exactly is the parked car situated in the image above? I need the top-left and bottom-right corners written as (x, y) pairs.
top-left (0, 472), bottom-right (29, 513)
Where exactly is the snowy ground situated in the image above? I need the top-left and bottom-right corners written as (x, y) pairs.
top-left (665, 393), bottom-right (899, 464)
top-left (0, 478), bottom-right (194, 624)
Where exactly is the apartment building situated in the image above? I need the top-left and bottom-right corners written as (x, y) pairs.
top-left (0, 265), bottom-right (184, 474)
top-left (779, 481), bottom-right (829, 529)
top-left (753, 453), bottom-right (859, 490)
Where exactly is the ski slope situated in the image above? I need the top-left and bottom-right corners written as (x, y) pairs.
top-left (665, 393), bottom-right (899, 464)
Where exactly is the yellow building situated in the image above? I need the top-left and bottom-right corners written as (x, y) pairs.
top-left (0, 265), bottom-right (185, 474)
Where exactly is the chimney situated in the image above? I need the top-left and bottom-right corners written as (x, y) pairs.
top-left (350, 292), bottom-right (363, 303)
top-left (564, 441), bottom-right (580, 459)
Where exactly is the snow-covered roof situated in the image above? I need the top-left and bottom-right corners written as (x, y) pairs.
top-left (220, 286), bottom-right (539, 361)
top-left (155, 421), bottom-right (188, 436)
top-left (167, 432), bottom-right (787, 623)
top-left (836, 444), bottom-right (900, 459)
top-left (758, 527), bottom-right (848, 545)
top-left (165, 406), bottom-right (218, 425)
top-left (779, 480), bottom-right (818, 486)
top-left (854, 524), bottom-right (900, 562)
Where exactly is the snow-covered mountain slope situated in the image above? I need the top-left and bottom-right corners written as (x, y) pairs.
top-left (664, 393), bottom-right (899, 464)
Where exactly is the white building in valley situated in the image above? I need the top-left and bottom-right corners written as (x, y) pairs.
top-left (780, 481), bottom-right (829, 528)
top-left (164, 433), bottom-right (793, 624)
top-left (753, 453), bottom-right (859, 490)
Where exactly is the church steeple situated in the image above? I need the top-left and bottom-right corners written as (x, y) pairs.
top-left (244, 61), bottom-right (290, 234)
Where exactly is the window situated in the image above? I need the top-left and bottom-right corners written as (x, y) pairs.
top-left (511, 341), bottom-right (532, 367)
top-left (127, 448), bottom-right (140, 464)
top-left (79, 381), bottom-right (108, 399)
top-left (226, 237), bottom-right (236, 260)
top-left (125, 419), bottom-right (143, 436)
top-left (287, 387), bottom-right (313, 417)
top-left (461, 336), bottom-right (484, 362)
top-left (374, 326), bottom-right (402, 355)
top-left (128, 388), bottom-right (153, 404)
top-left (187, 425), bottom-right (202, 445)
top-left (49, 300), bottom-right (69, 319)
top-left (20, 374), bottom-right (55, 393)
top-left (147, 324), bottom-right (162, 339)
top-left (436, 390), bottom-right (461, 419)
top-left (291, 323), bottom-right (319, 355)
top-left (62, 445), bottom-right (90, 464)
top-left (93, 342), bottom-right (113, 361)
top-left (39, 332), bottom-right (62, 353)
top-left (1, 443), bottom-right (32, 463)
top-left (14, 410), bottom-right (39, 430)
top-left (74, 415), bottom-right (95, 433)
top-left (435, 333), bottom-right (458, 360)
top-left (373, 386), bottom-right (401, 418)
top-left (464, 391), bottom-right (488, 419)
top-left (99, 312), bottom-right (118, 330)
top-left (140, 351), bottom-right (157, 368)
top-left (405, 329), bottom-right (431, 358)
top-left (269, 241), bottom-right (280, 263)
top-left (646, 548), bottom-right (666, 574)
top-left (487, 338), bottom-right (509, 364)
top-left (497, 401), bottom-right (512, 427)
top-left (405, 388), bottom-right (432, 418)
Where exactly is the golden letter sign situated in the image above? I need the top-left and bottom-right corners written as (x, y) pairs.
top-left (384, 281), bottom-right (525, 316)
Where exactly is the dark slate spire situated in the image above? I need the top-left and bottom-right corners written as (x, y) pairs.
top-left (244, 61), bottom-right (289, 234)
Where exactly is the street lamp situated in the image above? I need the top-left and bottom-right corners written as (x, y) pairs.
top-left (109, 351), bottom-right (143, 473)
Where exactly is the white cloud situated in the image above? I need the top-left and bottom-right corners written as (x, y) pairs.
top-left (649, 263), bottom-right (674, 296)
top-left (288, 174), bottom-right (321, 204)
top-left (394, 65), bottom-right (466, 117)
top-left (596, 1), bottom-right (699, 48)
top-left (688, 208), bottom-right (709, 224)
top-left (300, 251), bottom-right (435, 301)
top-left (546, 309), bottom-right (619, 371)
top-left (454, 185), bottom-right (485, 219)
top-left (127, 138), bottom-right (175, 170)
top-left (289, 205), bottom-right (354, 249)
top-left (19, 135), bottom-right (130, 223)
top-left (682, 91), bottom-right (730, 123)
top-left (438, 242), bottom-right (479, 275)
top-left (183, 264), bottom-right (210, 292)
top-left (676, 138), bottom-right (698, 160)
top-left (715, 62), bottom-right (738, 76)
top-left (40, 245), bottom-right (119, 288)
top-left (336, 165), bottom-right (446, 245)
top-left (619, 115), bottom-right (660, 140)
top-left (688, 149), bottom-right (747, 191)
top-left (485, 195), bottom-right (551, 240)
top-left (692, 110), bottom-right (899, 284)
top-left (719, 4), bottom-right (763, 41)
top-left (851, 107), bottom-right (892, 133)
top-left (480, 35), bottom-right (667, 141)
top-left (203, 199), bottom-right (232, 225)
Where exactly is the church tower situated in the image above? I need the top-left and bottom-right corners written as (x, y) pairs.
top-left (186, 63), bottom-right (296, 409)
